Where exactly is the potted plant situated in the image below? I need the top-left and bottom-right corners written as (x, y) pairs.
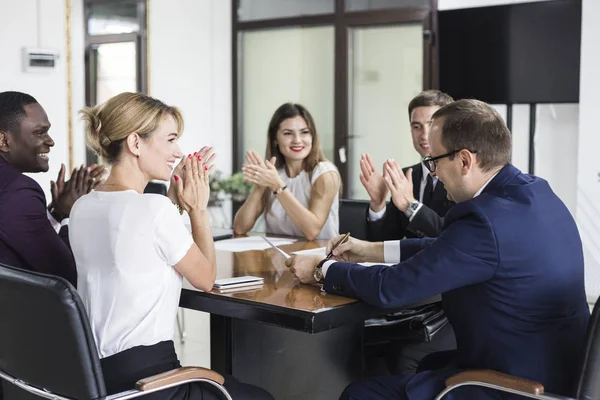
top-left (208, 170), bottom-right (253, 211)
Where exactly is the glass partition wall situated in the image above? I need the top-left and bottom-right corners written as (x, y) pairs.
top-left (233, 0), bottom-right (438, 198)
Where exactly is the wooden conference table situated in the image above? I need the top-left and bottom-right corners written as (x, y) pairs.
top-left (179, 236), bottom-right (433, 400)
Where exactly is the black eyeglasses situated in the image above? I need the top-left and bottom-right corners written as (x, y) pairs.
top-left (423, 149), bottom-right (477, 172)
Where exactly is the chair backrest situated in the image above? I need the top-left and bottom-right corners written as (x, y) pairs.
top-left (576, 299), bottom-right (600, 399)
top-left (0, 263), bottom-right (106, 399)
top-left (144, 182), bottom-right (168, 196)
top-left (339, 199), bottom-right (369, 240)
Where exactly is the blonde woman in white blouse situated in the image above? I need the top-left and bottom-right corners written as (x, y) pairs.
top-left (71, 92), bottom-right (273, 400)
top-left (233, 103), bottom-right (341, 241)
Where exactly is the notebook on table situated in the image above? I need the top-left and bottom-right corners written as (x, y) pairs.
top-left (213, 275), bottom-right (264, 290)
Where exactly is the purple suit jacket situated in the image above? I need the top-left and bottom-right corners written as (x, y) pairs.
top-left (0, 156), bottom-right (76, 286)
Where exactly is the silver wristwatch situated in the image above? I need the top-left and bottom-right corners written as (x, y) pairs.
top-left (405, 200), bottom-right (420, 218)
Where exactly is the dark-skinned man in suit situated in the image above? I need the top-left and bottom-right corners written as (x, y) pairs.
top-left (0, 91), bottom-right (104, 286)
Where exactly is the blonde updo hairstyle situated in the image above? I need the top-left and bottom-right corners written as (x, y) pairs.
top-left (80, 92), bottom-right (184, 164)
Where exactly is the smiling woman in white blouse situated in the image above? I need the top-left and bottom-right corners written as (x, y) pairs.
top-left (233, 103), bottom-right (340, 241)
top-left (69, 92), bottom-right (273, 400)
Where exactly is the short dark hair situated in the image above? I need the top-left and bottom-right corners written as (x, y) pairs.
top-left (408, 90), bottom-right (454, 118)
top-left (0, 91), bottom-right (38, 134)
top-left (432, 99), bottom-right (511, 172)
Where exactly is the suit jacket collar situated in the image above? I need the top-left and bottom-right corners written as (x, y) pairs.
top-left (481, 164), bottom-right (521, 195)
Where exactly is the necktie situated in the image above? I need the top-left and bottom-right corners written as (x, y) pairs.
top-left (422, 174), bottom-right (434, 205)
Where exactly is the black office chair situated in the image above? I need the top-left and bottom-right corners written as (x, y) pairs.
top-left (338, 199), bottom-right (369, 240)
top-left (0, 263), bottom-right (232, 400)
top-left (435, 300), bottom-right (599, 400)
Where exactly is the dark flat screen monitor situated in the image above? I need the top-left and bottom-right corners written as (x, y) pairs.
top-left (438, 0), bottom-right (581, 104)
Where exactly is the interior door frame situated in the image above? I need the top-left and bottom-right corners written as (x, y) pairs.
top-left (83, 0), bottom-right (148, 164)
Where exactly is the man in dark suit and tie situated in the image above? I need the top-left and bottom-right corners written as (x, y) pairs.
top-left (0, 91), bottom-right (103, 287)
top-left (362, 90), bottom-right (455, 241)
top-left (287, 99), bottom-right (589, 399)
top-left (360, 90), bottom-right (456, 375)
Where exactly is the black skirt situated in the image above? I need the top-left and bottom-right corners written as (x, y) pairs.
top-left (100, 340), bottom-right (273, 400)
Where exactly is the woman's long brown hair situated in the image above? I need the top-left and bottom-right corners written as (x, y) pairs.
top-left (261, 103), bottom-right (328, 218)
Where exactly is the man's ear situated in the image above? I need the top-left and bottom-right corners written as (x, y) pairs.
top-left (0, 131), bottom-right (10, 153)
top-left (459, 149), bottom-right (474, 175)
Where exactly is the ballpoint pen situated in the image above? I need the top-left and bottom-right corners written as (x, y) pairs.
top-left (261, 236), bottom-right (291, 259)
top-left (325, 232), bottom-right (350, 261)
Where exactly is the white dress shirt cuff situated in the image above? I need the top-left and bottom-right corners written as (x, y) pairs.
top-left (384, 240), bottom-right (401, 263)
top-left (321, 260), bottom-right (337, 278)
top-left (322, 240), bottom-right (400, 278)
top-left (407, 202), bottom-right (424, 222)
top-left (47, 210), bottom-right (61, 232)
top-left (368, 205), bottom-right (387, 222)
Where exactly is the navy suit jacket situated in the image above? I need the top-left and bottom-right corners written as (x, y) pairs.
top-left (0, 156), bottom-right (76, 286)
top-left (325, 164), bottom-right (589, 398)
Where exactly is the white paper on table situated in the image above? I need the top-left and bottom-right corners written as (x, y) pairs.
top-left (214, 236), bottom-right (297, 252)
top-left (291, 247), bottom-right (327, 257)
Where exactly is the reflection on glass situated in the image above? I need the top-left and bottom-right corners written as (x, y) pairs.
top-left (240, 27), bottom-right (334, 163)
top-left (95, 42), bottom-right (137, 105)
top-left (346, 0), bottom-right (428, 11)
top-left (88, 0), bottom-right (139, 35)
top-left (238, 0), bottom-right (334, 21)
top-left (348, 24), bottom-right (423, 199)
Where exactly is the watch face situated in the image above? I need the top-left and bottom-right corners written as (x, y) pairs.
top-left (314, 267), bottom-right (323, 283)
top-left (410, 202), bottom-right (419, 211)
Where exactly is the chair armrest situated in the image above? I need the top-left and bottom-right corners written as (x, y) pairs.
top-left (136, 367), bottom-right (225, 391)
top-left (446, 369), bottom-right (544, 395)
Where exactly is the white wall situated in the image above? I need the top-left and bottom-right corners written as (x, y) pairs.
top-left (148, 0), bottom-right (232, 178)
top-left (577, 0), bottom-right (600, 300)
top-left (0, 0), bottom-right (86, 202)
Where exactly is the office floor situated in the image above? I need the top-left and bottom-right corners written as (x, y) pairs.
top-left (174, 309), bottom-right (211, 368)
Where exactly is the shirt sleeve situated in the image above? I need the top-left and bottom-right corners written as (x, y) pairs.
top-left (310, 161), bottom-right (339, 185)
top-left (323, 240), bottom-right (400, 277)
top-left (323, 205), bottom-right (498, 307)
top-left (47, 210), bottom-right (61, 232)
top-left (153, 200), bottom-right (194, 266)
top-left (368, 206), bottom-right (387, 222)
top-left (384, 240), bottom-right (401, 263)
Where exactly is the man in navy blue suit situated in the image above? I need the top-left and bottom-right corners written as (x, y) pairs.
top-left (0, 91), bottom-right (104, 287)
top-left (287, 99), bottom-right (589, 399)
